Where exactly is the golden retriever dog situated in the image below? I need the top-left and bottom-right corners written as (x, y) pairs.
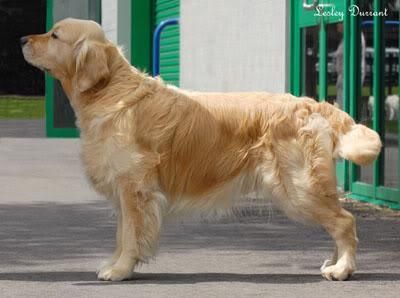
top-left (21, 18), bottom-right (382, 281)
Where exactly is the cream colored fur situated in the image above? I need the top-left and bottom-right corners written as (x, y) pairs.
top-left (22, 18), bottom-right (382, 282)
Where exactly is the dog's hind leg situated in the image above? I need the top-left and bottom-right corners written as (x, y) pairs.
top-left (263, 113), bottom-right (357, 281)
top-left (97, 177), bottom-right (166, 281)
top-left (268, 180), bottom-right (357, 280)
top-left (318, 206), bottom-right (357, 281)
top-left (300, 114), bottom-right (357, 281)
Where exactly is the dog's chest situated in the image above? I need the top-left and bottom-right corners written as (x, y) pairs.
top-left (81, 137), bottom-right (143, 194)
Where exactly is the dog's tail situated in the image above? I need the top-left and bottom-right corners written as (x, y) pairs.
top-left (336, 123), bottom-right (382, 166)
top-left (310, 101), bottom-right (382, 166)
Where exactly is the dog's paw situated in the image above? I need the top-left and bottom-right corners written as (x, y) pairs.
top-left (97, 265), bottom-right (134, 281)
top-left (321, 262), bottom-right (355, 281)
top-left (320, 259), bottom-right (336, 271)
top-left (96, 259), bottom-right (116, 274)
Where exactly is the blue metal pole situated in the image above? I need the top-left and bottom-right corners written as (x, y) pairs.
top-left (152, 18), bottom-right (179, 76)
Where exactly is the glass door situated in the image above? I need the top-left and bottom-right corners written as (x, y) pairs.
top-left (290, 0), bottom-right (349, 188)
top-left (290, 0), bottom-right (400, 209)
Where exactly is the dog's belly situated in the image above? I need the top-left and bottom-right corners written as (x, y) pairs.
top-left (165, 165), bottom-right (267, 215)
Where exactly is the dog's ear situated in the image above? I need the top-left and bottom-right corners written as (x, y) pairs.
top-left (74, 39), bottom-right (109, 92)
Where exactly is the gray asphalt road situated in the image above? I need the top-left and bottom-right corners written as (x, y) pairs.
top-left (0, 138), bottom-right (399, 298)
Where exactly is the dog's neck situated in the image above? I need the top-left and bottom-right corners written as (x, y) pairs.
top-left (61, 45), bottom-right (161, 133)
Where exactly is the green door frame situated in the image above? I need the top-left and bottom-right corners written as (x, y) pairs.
top-left (45, 0), bottom-right (101, 138)
top-left (290, 0), bottom-right (400, 209)
top-left (46, 0), bottom-right (78, 137)
top-left (46, 0), bottom-right (155, 138)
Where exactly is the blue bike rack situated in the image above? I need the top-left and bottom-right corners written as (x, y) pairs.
top-left (152, 18), bottom-right (180, 77)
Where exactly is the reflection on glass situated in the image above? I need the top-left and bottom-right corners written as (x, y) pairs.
top-left (384, 117), bottom-right (398, 188)
top-left (359, 19), bottom-right (373, 185)
top-left (333, 23), bottom-right (344, 107)
top-left (328, 23), bottom-right (343, 106)
top-left (327, 23), bottom-right (345, 189)
top-left (383, 9), bottom-right (399, 188)
top-left (302, 26), bottom-right (319, 99)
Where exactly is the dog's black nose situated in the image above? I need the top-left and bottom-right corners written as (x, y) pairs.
top-left (20, 36), bottom-right (28, 46)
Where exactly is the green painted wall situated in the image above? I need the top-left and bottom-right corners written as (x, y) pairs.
top-left (131, 0), bottom-right (153, 72)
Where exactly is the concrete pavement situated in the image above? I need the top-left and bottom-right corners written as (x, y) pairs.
top-left (0, 138), bottom-right (399, 297)
top-left (0, 120), bottom-right (45, 138)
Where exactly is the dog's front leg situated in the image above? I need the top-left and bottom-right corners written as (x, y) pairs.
top-left (97, 178), bottom-right (164, 281)
top-left (97, 211), bottom-right (122, 274)
top-left (97, 189), bottom-right (138, 281)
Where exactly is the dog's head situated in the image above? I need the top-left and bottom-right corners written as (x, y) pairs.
top-left (21, 18), bottom-right (110, 92)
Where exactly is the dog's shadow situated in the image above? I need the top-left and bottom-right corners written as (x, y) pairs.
top-left (0, 271), bottom-right (399, 285)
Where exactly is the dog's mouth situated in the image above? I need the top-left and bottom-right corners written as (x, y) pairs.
top-left (22, 47), bottom-right (51, 72)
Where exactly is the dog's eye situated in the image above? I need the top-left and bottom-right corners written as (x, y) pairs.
top-left (51, 32), bottom-right (58, 39)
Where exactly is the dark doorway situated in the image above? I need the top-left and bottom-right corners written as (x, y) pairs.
top-left (0, 0), bottom-right (46, 137)
top-left (0, 0), bottom-right (46, 95)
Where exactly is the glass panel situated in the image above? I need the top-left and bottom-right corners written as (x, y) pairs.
top-left (327, 22), bottom-right (345, 188)
top-left (302, 26), bottom-right (319, 99)
top-left (328, 22), bottom-right (344, 107)
top-left (359, 13), bottom-right (374, 185)
top-left (383, 5), bottom-right (399, 188)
